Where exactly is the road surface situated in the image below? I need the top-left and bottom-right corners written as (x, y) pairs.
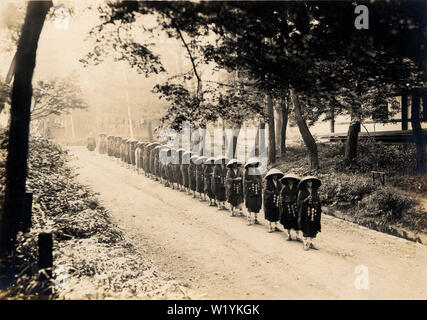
top-left (69, 147), bottom-right (427, 299)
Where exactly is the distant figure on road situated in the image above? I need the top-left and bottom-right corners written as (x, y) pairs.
top-left (213, 156), bottom-right (228, 210)
top-left (135, 142), bottom-right (143, 174)
top-left (196, 156), bottom-right (207, 201)
top-left (98, 133), bottom-right (107, 154)
top-left (173, 149), bottom-right (184, 191)
top-left (87, 132), bottom-right (96, 152)
top-left (226, 159), bottom-right (244, 217)
top-left (181, 151), bottom-right (192, 194)
top-left (188, 155), bottom-right (198, 198)
top-left (203, 157), bottom-right (216, 206)
top-left (297, 176), bottom-right (322, 251)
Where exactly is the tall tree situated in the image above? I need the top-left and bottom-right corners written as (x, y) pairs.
top-left (266, 95), bottom-right (275, 165)
top-left (0, 0), bottom-right (53, 255)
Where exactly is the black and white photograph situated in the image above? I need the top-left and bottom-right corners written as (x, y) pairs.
top-left (0, 0), bottom-right (426, 307)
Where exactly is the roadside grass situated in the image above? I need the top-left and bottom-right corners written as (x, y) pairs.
top-left (0, 136), bottom-right (189, 299)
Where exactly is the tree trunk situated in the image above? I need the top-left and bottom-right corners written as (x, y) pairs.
top-left (411, 95), bottom-right (425, 173)
top-left (290, 89), bottom-right (319, 170)
top-left (344, 116), bottom-right (361, 167)
top-left (0, 0), bottom-right (52, 255)
top-left (256, 120), bottom-right (266, 157)
top-left (231, 127), bottom-right (240, 159)
top-left (221, 118), bottom-right (228, 154)
top-left (267, 95), bottom-right (276, 165)
top-left (280, 98), bottom-right (289, 157)
top-left (275, 106), bottom-right (282, 155)
top-left (330, 105), bottom-right (335, 133)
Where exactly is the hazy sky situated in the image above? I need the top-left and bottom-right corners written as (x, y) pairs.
top-left (0, 0), bottom-right (199, 121)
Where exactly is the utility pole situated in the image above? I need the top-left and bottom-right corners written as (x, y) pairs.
top-left (121, 65), bottom-right (134, 139)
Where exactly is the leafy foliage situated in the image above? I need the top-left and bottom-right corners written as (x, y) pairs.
top-left (31, 77), bottom-right (89, 120)
top-left (80, 4), bottom-right (164, 76)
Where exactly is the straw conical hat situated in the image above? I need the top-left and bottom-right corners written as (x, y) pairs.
top-left (297, 176), bottom-right (321, 189)
top-left (226, 158), bottom-right (243, 168)
top-left (214, 156), bottom-right (229, 164)
top-left (244, 157), bottom-right (261, 168)
top-left (197, 156), bottom-right (208, 164)
top-left (265, 168), bottom-right (284, 179)
top-left (205, 157), bottom-right (216, 164)
top-left (281, 174), bottom-right (301, 184)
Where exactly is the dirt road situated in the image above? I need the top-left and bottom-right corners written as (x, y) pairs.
top-left (69, 147), bottom-right (426, 299)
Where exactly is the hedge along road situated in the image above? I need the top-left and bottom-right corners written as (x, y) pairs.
top-left (69, 146), bottom-right (426, 299)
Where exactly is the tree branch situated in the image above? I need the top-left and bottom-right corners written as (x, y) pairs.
top-left (164, 11), bottom-right (201, 100)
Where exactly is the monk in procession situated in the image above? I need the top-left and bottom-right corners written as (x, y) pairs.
top-left (143, 142), bottom-right (151, 176)
top-left (188, 155), bottom-right (198, 198)
top-left (264, 168), bottom-right (284, 233)
top-left (114, 137), bottom-right (122, 162)
top-left (159, 146), bottom-right (169, 186)
top-left (212, 156), bottom-right (228, 210)
top-left (106, 135), bottom-right (112, 156)
top-left (204, 157), bottom-right (216, 206)
top-left (135, 142), bottom-right (143, 174)
top-left (196, 156), bottom-right (207, 201)
top-left (98, 133), bottom-right (107, 154)
top-left (297, 176), bottom-right (322, 251)
top-left (226, 159), bottom-right (244, 217)
top-left (243, 158), bottom-right (262, 225)
top-left (181, 151), bottom-right (192, 194)
top-left (149, 143), bottom-right (159, 179)
top-left (129, 140), bottom-right (137, 169)
top-left (87, 132), bottom-right (96, 151)
top-left (153, 145), bottom-right (162, 181)
top-left (119, 138), bottom-right (127, 165)
top-left (168, 148), bottom-right (177, 189)
top-left (174, 149), bottom-right (185, 191)
top-left (280, 174), bottom-right (302, 241)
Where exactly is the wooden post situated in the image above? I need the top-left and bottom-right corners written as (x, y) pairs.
top-left (330, 105), bottom-right (335, 133)
top-left (38, 233), bottom-right (53, 277)
top-left (21, 192), bottom-right (33, 232)
top-left (38, 232), bottom-right (53, 296)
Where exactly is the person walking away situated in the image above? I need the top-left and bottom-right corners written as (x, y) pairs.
top-left (196, 156), bottom-right (207, 201)
top-left (175, 149), bottom-right (185, 191)
top-left (226, 159), bottom-right (244, 217)
top-left (181, 151), bottom-right (192, 194)
top-left (87, 132), bottom-right (96, 151)
top-left (213, 156), bottom-right (228, 210)
top-left (204, 157), bottom-right (216, 206)
top-left (188, 155), bottom-right (198, 198)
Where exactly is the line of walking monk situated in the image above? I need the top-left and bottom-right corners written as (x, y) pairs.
top-left (95, 133), bottom-right (322, 251)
